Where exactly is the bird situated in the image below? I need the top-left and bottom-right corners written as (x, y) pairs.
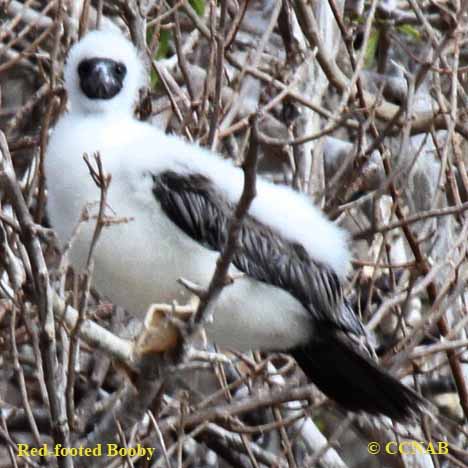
top-left (45, 29), bottom-right (425, 420)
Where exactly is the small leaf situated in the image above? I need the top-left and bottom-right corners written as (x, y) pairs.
top-left (148, 29), bottom-right (171, 89)
top-left (190, 0), bottom-right (205, 16)
top-left (397, 24), bottom-right (421, 40)
top-left (364, 29), bottom-right (380, 68)
top-left (150, 67), bottom-right (160, 88)
top-left (156, 29), bottom-right (171, 60)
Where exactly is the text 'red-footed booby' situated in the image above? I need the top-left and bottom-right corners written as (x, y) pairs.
top-left (45, 29), bottom-right (426, 420)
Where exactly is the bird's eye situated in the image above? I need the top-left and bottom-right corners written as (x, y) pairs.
top-left (78, 60), bottom-right (92, 78)
top-left (114, 62), bottom-right (126, 78)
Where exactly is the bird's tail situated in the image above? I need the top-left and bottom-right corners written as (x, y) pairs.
top-left (291, 329), bottom-right (426, 420)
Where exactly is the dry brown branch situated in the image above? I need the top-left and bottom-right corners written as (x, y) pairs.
top-left (189, 116), bottom-right (259, 327)
top-left (0, 130), bottom-right (73, 467)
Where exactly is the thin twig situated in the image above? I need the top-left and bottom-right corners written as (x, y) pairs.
top-left (191, 115), bottom-right (259, 326)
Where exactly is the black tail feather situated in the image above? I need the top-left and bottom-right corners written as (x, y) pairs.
top-left (292, 331), bottom-right (425, 420)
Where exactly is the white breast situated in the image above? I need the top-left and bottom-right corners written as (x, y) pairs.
top-left (45, 114), bottom-right (313, 351)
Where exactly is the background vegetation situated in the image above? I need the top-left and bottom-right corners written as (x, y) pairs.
top-left (0, 1), bottom-right (467, 467)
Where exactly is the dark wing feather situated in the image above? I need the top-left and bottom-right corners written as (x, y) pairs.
top-left (152, 170), bottom-right (363, 337)
top-left (152, 171), bottom-right (428, 420)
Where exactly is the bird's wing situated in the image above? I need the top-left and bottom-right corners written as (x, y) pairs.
top-left (152, 170), bottom-right (364, 337)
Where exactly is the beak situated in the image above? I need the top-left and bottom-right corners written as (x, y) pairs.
top-left (78, 58), bottom-right (124, 100)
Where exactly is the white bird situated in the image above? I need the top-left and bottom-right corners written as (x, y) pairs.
top-left (45, 30), bottom-right (424, 419)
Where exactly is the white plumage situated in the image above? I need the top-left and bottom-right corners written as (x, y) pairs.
top-left (63, 31), bottom-right (145, 115)
top-left (46, 30), bottom-right (350, 351)
top-left (45, 29), bottom-right (426, 420)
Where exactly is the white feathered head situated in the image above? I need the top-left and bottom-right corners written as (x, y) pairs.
top-left (64, 30), bottom-right (146, 114)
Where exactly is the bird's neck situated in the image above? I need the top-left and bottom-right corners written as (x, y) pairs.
top-left (71, 108), bottom-right (135, 124)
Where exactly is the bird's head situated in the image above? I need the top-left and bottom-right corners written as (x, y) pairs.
top-left (64, 30), bottom-right (145, 115)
